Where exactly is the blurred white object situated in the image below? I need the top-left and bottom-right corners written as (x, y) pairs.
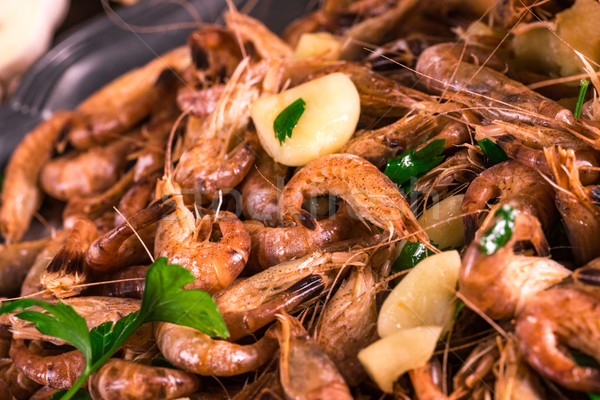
top-left (0, 0), bottom-right (70, 101)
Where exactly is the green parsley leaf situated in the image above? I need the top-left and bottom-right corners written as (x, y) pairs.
top-left (0, 257), bottom-right (227, 400)
top-left (477, 138), bottom-right (510, 166)
top-left (479, 204), bottom-right (518, 255)
top-left (139, 257), bottom-right (229, 338)
top-left (385, 139), bottom-right (445, 187)
top-left (274, 98), bottom-right (306, 145)
top-left (392, 241), bottom-right (438, 273)
top-left (575, 79), bottom-right (590, 118)
top-left (588, 393), bottom-right (600, 400)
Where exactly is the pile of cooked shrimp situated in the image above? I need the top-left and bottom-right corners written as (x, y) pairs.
top-left (1, 0), bottom-right (600, 398)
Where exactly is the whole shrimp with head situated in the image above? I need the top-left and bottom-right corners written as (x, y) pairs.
top-left (154, 176), bottom-right (251, 292)
top-left (173, 57), bottom-right (264, 204)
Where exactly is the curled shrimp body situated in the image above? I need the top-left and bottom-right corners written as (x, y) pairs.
top-left (546, 146), bottom-right (600, 265)
top-left (0, 111), bottom-right (73, 243)
top-left (88, 359), bottom-right (199, 400)
top-left (245, 205), bottom-right (355, 271)
top-left (40, 136), bottom-right (133, 202)
top-left (92, 264), bottom-right (149, 299)
top-left (155, 178), bottom-right (251, 292)
top-left (215, 251), bottom-right (365, 340)
top-left (316, 267), bottom-right (378, 386)
top-left (280, 153), bottom-right (429, 244)
top-left (155, 322), bottom-right (278, 376)
top-left (461, 160), bottom-right (555, 244)
top-left (86, 195), bottom-right (177, 273)
top-left (9, 340), bottom-right (85, 389)
top-left (516, 284), bottom-right (600, 392)
top-left (0, 238), bottom-right (50, 297)
top-left (276, 312), bottom-right (353, 400)
top-left (460, 210), bottom-right (570, 320)
top-left (239, 150), bottom-right (287, 226)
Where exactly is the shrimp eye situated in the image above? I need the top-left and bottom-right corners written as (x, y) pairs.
top-left (573, 266), bottom-right (600, 287)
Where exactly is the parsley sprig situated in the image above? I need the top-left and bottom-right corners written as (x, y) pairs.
top-left (477, 138), bottom-right (510, 166)
top-left (0, 257), bottom-right (228, 400)
top-left (575, 79), bottom-right (590, 119)
top-left (274, 98), bottom-right (306, 145)
top-left (384, 139), bottom-right (445, 191)
top-left (479, 204), bottom-right (518, 255)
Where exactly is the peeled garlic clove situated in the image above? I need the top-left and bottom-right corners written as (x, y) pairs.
top-left (378, 250), bottom-right (461, 337)
top-left (251, 72), bottom-right (360, 167)
top-left (358, 325), bottom-right (442, 393)
top-left (417, 194), bottom-right (465, 249)
top-left (293, 32), bottom-right (342, 61)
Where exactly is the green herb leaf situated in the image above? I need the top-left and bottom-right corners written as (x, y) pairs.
top-left (479, 204), bottom-right (518, 255)
top-left (140, 257), bottom-right (229, 338)
top-left (0, 257), bottom-right (227, 400)
top-left (0, 300), bottom-right (93, 363)
top-left (49, 390), bottom-right (92, 400)
top-left (452, 300), bottom-right (465, 320)
top-left (274, 98), bottom-right (306, 145)
top-left (385, 139), bottom-right (445, 187)
top-left (477, 138), bottom-right (510, 166)
top-left (392, 241), bottom-right (438, 273)
top-left (575, 79), bottom-right (590, 118)
top-left (588, 393), bottom-right (600, 400)
top-left (89, 312), bottom-right (139, 364)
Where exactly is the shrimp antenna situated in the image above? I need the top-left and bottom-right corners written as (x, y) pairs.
top-left (164, 110), bottom-right (189, 179)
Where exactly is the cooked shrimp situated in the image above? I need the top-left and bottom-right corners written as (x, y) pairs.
top-left (0, 238), bottom-right (50, 297)
top-left (155, 322), bottom-right (278, 376)
top-left (409, 360), bottom-right (447, 400)
top-left (239, 149), bottom-right (287, 226)
top-left (215, 251), bottom-right (365, 340)
top-left (154, 177), bottom-right (251, 292)
top-left (86, 195), bottom-right (177, 273)
top-left (9, 340), bottom-right (85, 390)
top-left (460, 209), bottom-right (570, 320)
top-left (342, 112), bottom-right (442, 168)
top-left (245, 205), bottom-right (355, 271)
top-left (416, 43), bottom-right (600, 145)
top-left (0, 111), bottom-right (73, 243)
top-left (69, 65), bottom-right (181, 149)
top-left (279, 153), bottom-right (429, 244)
top-left (545, 145), bottom-right (600, 265)
top-left (1, 362), bottom-right (42, 399)
top-left (88, 359), bottom-right (199, 400)
top-left (516, 284), bottom-right (600, 392)
top-left (187, 25), bottom-right (244, 81)
top-left (30, 387), bottom-right (58, 400)
top-left (461, 160), bottom-right (555, 244)
top-left (91, 264), bottom-right (149, 299)
top-left (173, 58), bottom-right (262, 203)
top-left (20, 231), bottom-right (71, 298)
top-left (316, 267), bottom-right (378, 386)
top-left (225, 9), bottom-right (293, 60)
top-left (275, 312), bottom-right (353, 400)
top-left (40, 218), bottom-right (97, 298)
top-left (7, 297), bottom-right (141, 345)
top-left (496, 134), bottom-right (600, 185)
top-left (40, 135), bottom-right (134, 202)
